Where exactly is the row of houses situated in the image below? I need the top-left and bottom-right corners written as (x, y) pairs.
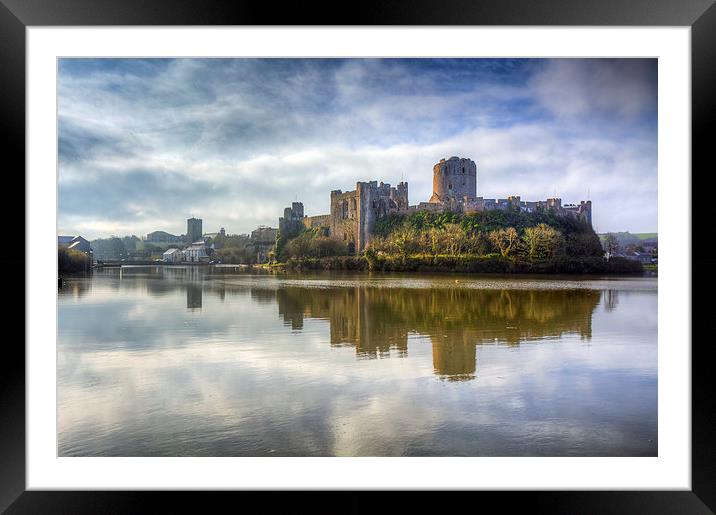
top-left (162, 241), bottom-right (209, 263)
top-left (605, 250), bottom-right (656, 264)
top-left (620, 251), bottom-right (657, 264)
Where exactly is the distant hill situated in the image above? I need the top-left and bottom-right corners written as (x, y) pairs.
top-left (598, 232), bottom-right (657, 254)
top-left (598, 232), bottom-right (657, 241)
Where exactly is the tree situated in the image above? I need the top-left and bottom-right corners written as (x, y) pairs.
top-left (91, 237), bottom-right (128, 260)
top-left (603, 233), bottom-right (619, 259)
top-left (565, 231), bottom-right (604, 257)
top-left (365, 211), bottom-right (602, 260)
top-left (488, 227), bottom-right (518, 257)
top-left (283, 230), bottom-right (347, 259)
top-left (367, 235), bottom-right (390, 254)
top-left (364, 246), bottom-right (379, 270)
top-left (212, 233), bottom-right (226, 250)
top-left (428, 226), bottom-right (442, 257)
top-left (522, 223), bottom-right (563, 260)
top-left (465, 231), bottom-right (492, 256)
top-left (122, 235), bottom-right (140, 252)
top-left (285, 232), bottom-right (313, 258)
top-left (58, 247), bottom-right (90, 273)
top-left (391, 225), bottom-right (417, 263)
top-left (441, 223), bottom-right (466, 256)
top-left (215, 246), bottom-right (256, 264)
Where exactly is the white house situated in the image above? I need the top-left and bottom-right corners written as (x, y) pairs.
top-left (162, 248), bottom-right (183, 263)
top-left (183, 241), bottom-right (208, 262)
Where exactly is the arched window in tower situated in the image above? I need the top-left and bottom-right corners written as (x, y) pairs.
top-left (448, 183), bottom-right (453, 190)
top-left (462, 167), bottom-right (465, 174)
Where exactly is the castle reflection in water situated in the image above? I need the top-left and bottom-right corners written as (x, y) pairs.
top-left (61, 267), bottom-right (604, 381)
top-left (272, 284), bottom-right (601, 381)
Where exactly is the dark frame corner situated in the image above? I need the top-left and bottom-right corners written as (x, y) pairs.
top-left (4, 0), bottom-right (713, 512)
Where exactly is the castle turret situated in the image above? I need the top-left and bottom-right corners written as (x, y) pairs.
top-left (578, 200), bottom-right (592, 226)
top-left (429, 156), bottom-right (477, 203)
top-left (391, 181), bottom-right (409, 209)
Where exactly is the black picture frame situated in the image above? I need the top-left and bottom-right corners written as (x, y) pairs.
top-left (4, 0), bottom-right (712, 512)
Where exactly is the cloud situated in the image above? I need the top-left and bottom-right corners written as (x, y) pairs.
top-left (58, 58), bottom-right (658, 239)
top-left (529, 59), bottom-right (657, 121)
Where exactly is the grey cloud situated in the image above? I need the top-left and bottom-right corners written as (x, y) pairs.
top-left (59, 117), bottom-right (143, 163)
top-left (59, 168), bottom-right (219, 227)
top-left (58, 58), bottom-right (657, 238)
top-left (529, 59), bottom-right (657, 121)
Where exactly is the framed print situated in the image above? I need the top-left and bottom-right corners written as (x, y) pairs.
top-left (5, 0), bottom-right (714, 512)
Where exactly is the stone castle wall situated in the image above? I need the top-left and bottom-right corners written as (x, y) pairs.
top-left (329, 181), bottom-right (408, 253)
top-left (302, 214), bottom-right (330, 229)
top-left (279, 202), bottom-right (304, 239)
top-left (281, 156), bottom-right (592, 255)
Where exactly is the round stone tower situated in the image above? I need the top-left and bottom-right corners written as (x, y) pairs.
top-left (429, 156), bottom-right (477, 203)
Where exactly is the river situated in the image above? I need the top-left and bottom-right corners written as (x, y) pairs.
top-left (58, 266), bottom-right (657, 456)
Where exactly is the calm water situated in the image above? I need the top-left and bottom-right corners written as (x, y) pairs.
top-left (58, 267), bottom-right (657, 456)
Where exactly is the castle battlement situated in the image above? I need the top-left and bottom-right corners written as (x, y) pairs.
top-left (283, 156), bottom-right (592, 254)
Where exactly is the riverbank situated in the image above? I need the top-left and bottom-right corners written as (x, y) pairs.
top-left (277, 254), bottom-right (644, 274)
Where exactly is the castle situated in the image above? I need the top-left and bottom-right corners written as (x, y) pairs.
top-left (281, 156), bottom-right (592, 254)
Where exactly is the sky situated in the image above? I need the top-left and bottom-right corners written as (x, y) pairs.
top-left (58, 58), bottom-right (658, 239)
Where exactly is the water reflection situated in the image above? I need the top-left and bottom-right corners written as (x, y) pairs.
top-left (57, 268), bottom-right (657, 457)
top-left (58, 275), bottom-right (92, 299)
top-left (604, 289), bottom-right (619, 312)
top-left (65, 268), bottom-right (601, 381)
top-left (274, 286), bottom-right (599, 380)
top-left (186, 283), bottom-right (202, 311)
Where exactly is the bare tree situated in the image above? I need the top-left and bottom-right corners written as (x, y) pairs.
top-left (442, 223), bottom-right (466, 256)
top-left (523, 223), bottom-right (563, 259)
top-left (489, 227), bottom-right (518, 257)
top-left (604, 233), bottom-right (619, 260)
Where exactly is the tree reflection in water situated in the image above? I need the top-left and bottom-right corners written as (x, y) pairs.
top-left (68, 268), bottom-right (601, 381)
top-left (273, 286), bottom-right (601, 381)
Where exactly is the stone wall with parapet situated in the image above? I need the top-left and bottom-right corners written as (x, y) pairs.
top-left (302, 214), bottom-right (330, 229)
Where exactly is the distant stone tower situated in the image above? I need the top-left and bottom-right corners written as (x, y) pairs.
top-left (187, 217), bottom-right (202, 243)
top-left (429, 156), bottom-right (477, 203)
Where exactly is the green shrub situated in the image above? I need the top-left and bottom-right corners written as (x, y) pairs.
top-left (58, 247), bottom-right (90, 273)
top-left (284, 230), bottom-right (348, 259)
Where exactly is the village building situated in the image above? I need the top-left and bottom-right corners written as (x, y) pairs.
top-left (162, 248), bottom-right (184, 263)
top-left (183, 241), bottom-right (209, 262)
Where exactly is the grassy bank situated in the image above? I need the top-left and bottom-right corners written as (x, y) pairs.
top-left (643, 264), bottom-right (658, 276)
top-left (280, 254), bottom-right (644, 274)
